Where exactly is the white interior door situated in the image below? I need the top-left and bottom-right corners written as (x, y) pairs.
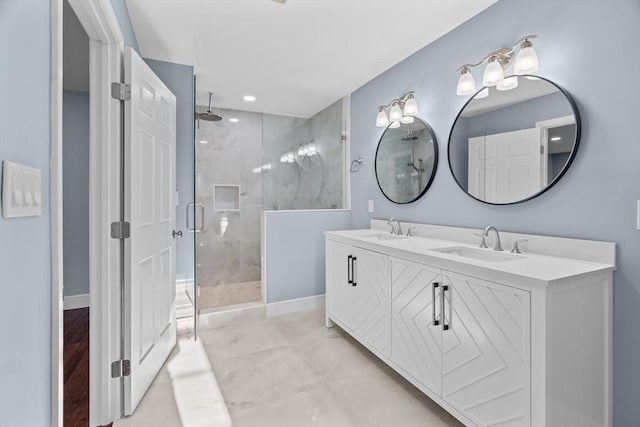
top-left (124, 47), bottom-right (177, 415)
top-left (468, 128), bottom-right (541, 203)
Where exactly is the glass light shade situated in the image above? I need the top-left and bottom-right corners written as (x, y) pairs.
top-left (514, 46), bottom-right (539, 75)
top-left (403, 95), bottom-right (418, 116)
top-left (298, 146), bottom-right (305, 156)
top-left (389, 121), bottom-right (401, 129)
top-left (483, 59), bottom-right (504, 86)
top-left (456, 70), bottom-right (476, 96)
top-left (497, 76), bottom-right (518, 91)
top-left (376, 109), bottom-right (389, 127)
top-left (475, 87), bottom-right (489, 99)
top-left (308, 143), bottom-right (316, 155)
top-left (400, 116), bottom-right (414, 124)
top-left (389, 102), bottom-right (403, 122)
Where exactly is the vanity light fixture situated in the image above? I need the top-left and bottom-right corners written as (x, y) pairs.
top-left (375, 91), bottom-right (419, 127)
top-left (550, 136), bottom-right (562, 141)
top-left (456, 35), bottom-right (539, 96)
top-left (497, 76), bottom-right (519, 91)
top-left (229, 117), bottom-right (240, 123)
top-left (243, 95), bottom-right (256, 102)
top-left (199, 140), bottom-right (208, 144)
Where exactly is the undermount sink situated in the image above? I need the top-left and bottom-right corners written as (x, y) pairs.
top-left (362, 233), bottom-right (409, 241)
top-left (432, 246), bottom-right (525, 263)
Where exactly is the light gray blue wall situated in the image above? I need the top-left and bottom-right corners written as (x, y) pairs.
top-left (63, 90), bottom-right (90, 297)
top-left (350, 1), bottom-right (640, 424)
top-left (110, 0), bottom-right (139, 52)
top-left (265, 210), bottom-right (351, 303)
top-left (144, 58), bottom-right (195, 282)
top-left (0, 0), bottom-right (52, 424)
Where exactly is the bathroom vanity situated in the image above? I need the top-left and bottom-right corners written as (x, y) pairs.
top-left (325, 221), bottom-right (615, 427)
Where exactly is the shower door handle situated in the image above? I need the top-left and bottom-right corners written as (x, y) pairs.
top-left (187, 202), bottom-right (205, 232)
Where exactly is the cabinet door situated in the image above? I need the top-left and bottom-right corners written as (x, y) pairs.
top-left (442, 271), bottom-right (531, 427)
top-left (391, 259), bottom-right (443, 396)
top-left (326, 240), bottom-right (355, 330)
top-left (353, 248), bottom-right (390, 356)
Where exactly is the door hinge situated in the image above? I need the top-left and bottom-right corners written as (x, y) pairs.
top-left (111, 359), bottom-right (131, 378)
top-left (111, 82), bottom-right (131, 101)
top-left (540, 145), bottom-right (545, 154)
top-left (110, 221), bottom-right (131, 239)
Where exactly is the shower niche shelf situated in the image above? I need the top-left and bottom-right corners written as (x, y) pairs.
top-left (213, 185), bottom-right (241, 212)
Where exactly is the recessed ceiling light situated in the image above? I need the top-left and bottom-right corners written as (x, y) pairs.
top-left (199, 140), bottom-right (208, 144)
top-left (550, 136), bottom-right (562, 141)
top-left (243, 95), bottom-right (256, 102)
top-left (229, 118), bottom-right (240, 123)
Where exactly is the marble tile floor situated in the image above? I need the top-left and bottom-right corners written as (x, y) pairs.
top-left (115, 308), bottom-right (463, 427)
top-left (199, 281), bottom-right (262, 311)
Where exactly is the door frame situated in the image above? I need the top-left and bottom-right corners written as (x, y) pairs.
top-left (51, 0), bottom-right (124, 425)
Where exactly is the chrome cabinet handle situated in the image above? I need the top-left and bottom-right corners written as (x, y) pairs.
top-left (347, 255), bottom-right (353, 284)
top-left (432, 282), bottom-right (440, 326)
top-left (442, 285), bottom-right (449, 331)
top-left (351, 256), bottom-right (357, 286)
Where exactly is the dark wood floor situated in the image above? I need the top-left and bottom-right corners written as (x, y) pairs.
top-left (64, 308), bottom-right (90, 427)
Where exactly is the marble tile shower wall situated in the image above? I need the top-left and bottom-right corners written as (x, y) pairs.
top-left (196, 101), bottom-right (344, 288)
top-left (263, 99), bottom-right (344, 210)
top-left (196, 108), bottom-right (263, 287)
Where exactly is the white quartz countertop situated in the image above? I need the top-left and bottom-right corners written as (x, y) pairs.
top-left (325, 229), bottom-right (615, 286)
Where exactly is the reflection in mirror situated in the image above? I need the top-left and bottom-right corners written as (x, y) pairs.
top-left (375, 118), bottom-right (438, 204)
top-left (448, 75), bottom-right (580, 205)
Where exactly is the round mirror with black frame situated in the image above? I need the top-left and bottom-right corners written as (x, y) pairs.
top-left (375, 118), bottom-right (438, 204)
top-left (448, 75), bottom-right (581, 205)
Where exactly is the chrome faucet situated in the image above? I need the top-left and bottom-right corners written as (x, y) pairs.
top-left (387, 218), bottom-right (402, 235)
top-left (482, 225), bottom-right (503, 251)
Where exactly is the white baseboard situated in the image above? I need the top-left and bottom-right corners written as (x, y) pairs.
top-left (64, 293), bottom-right (90, 310)
top-left (266, 294), bottom-right (325, 318)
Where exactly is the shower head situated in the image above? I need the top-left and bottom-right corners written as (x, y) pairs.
top-left (196, 92), bottom-right (223, 122)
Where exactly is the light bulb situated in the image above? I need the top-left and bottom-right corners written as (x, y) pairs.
top-left (298, 146), bottom-right (305, 156)
top-left (403, 94), bottom-right (418, 116)
top-left (376, 108), bottom-right (389, 127)
top-left (389, 121), bottom-right (401, 129)
top-left (400, 116), bottom-right (414, 124)
top-left (308, 143), bottom-right (316, 155)
top-left (475, 87), bottom-right (489, 99)
top-left (389, 102), bottom-right (403, 122)
top-left (514, 40), bottom-right (539, 75)
top-left (483, 57), bottom-right (504, 87)
top-left (456, 68), bottom-right (476, 96)
top-left (497, 76), bottom-right (518, 91)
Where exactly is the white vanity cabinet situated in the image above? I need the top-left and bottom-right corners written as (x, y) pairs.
top-left (440, 270), bottom-right (530, 426)
top-left (326, 229), bottom-right (614, 427)
top-left (325, 240), bottom-right (390, 356)
top-left (390, 259), bottom-right (530, 426)
top-left (390, 259), bottom-right (443, 395)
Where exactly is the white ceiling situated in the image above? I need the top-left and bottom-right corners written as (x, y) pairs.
top-left (126, 0), bottom-right (496, 118)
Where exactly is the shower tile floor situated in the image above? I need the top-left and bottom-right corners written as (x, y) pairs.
top-left (199, 281), bottom-right (262, 310)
